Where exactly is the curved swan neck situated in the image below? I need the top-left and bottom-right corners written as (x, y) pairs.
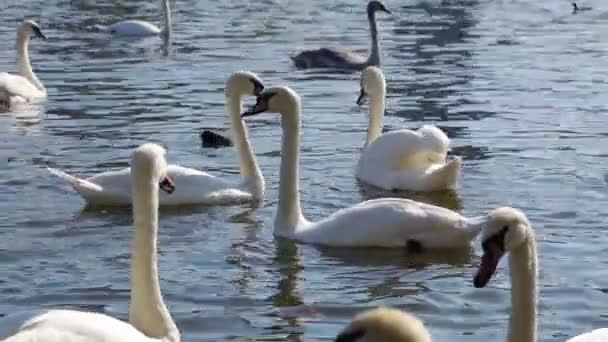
top-left (508, 235), bottom-right (538, 342)
top-left (275, 103), bottom-right (305, 234)
top-left (161, 0), bottom-right (172, 39)
top-left (129, 177), bottom-right (178, 342)
top-left (227, 93), bottom-right (264, 197)
top-left (16, 32), bottom-right (44, 92)
top-left (365, 90), bottom-right (385, 147)
top-left (367, 10), bottom-right (381, 66)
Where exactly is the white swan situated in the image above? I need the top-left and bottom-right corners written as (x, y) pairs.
top-left (0, 20), bottom-right (47, 109)
top-left (48, 71), bottom-right (265, 206)
top-left (336, 307), bottom-right (431, 342)
top-left (332, 207), bottom-right (536, 342)
top-left (355, 67), bottom-right (461, 191)
top-left (291, 1), bottom-right (390, 70)
top-left (568, 329), bottom-right (608, 341)
top-left (96, 0), bottom-right (172, 38)
top-left (473, 207), bottom-right (537, 342)
top-left (1, 144), bottom-right (179, 342)
top-left (241, 86), bottom-right (491, 248)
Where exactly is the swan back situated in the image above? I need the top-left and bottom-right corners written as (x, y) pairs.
top-left (417, 125), bottom-right (450, 160)
top-left (336, 308), bottom-right (431, 342)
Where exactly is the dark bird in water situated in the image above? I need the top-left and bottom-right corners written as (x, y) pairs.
top-left (572, 1), bottom-right (592, 14)
top-left (200, 130), bottom-right (233, 148)
top-left (290, 1), bottom-right (391, 70)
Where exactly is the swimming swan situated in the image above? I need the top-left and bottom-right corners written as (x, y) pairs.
top-left (336, 307), bottom-right (431, 342)
top-left (355, 67), bottom-right (461, 191)
top-left (0, 144), bottom-right (179, 342)
top-left (96, 0), bottom-right (172, 38)
top-left (48, 71), bottom-right (265, 206)
top-left (241, 86), bottom-right (492, 248)
top-left (0, 20), bottom-right (47, 109)
top-left (332, 207), bottom-right (536, 342)
top-left (291, 1), bottom-right (390, 70)
top-left (473, 207), bottom-right (538, 342)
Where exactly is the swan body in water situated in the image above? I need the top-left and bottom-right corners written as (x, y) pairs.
top-left (241, 86), bottom-right (494, 249)
top-left (336, 308), bottom-right (431, 342)
top-left (0, 144), bottom-right (179, 342)
top-left (334, 207), bottom-right (536, 342)
top-left (355, 67), bottom-right (461, 191)
top-left (48, 71), bottom-right (265, 206)
top-left (96, 0), bottom-right (172, 38)
top-left (291, 1), bottom-right (390, 70)
top-left (0, 20), bottom-right (47, 109)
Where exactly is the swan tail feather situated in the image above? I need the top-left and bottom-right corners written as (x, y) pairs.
top-left (47, 167), bottom-right (103, 197)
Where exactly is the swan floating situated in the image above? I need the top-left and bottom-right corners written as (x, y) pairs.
top-left (0, 20), bottom-right (47, 109)
top-left (291, 1), bottom-right (390, 70)
top-left (332, 207), bottom-right (536, 342)
top-left (0, 144), bottom-right (179, 342)
top-left (96, 0), bottom-right (172, 38)
top-left (356, 67), bottom-right (461, 191)
top-left (48, 71), bottom-right (265, 206)
top-left (473, 207), bottom-right (537, 342)
top-left (336, 307), bottom-right (431, 342)
top-left (241, 86), bottom-right (487, 248)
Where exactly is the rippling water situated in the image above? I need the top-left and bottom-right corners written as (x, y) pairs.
top-left (1, 0), bottom-right (607, 340)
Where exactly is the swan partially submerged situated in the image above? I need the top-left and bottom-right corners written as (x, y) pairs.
top-left (336, 308), bottom-right (431, 342)
top-left (96, 0), bottom-right (172, 38)
top-left (356, 67), bottom-right (461, 191)
top-left (241, 86), bottom-right (487, 249)
top-left (48, 71), bottom-right (265, 206)
top-left (291, 1), bottom-right (390, 70)
top-left (0, 144), bottom-right (179, 342)
top-left (0, 20), bottom-right (47, 109)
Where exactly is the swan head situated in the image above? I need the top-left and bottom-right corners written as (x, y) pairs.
top-left (357, 66), bottom-right (386, 106)
top-left (367, 1), bottom-right (391, 15)
top-left (131, 143), bottom-right (175, 194)
top-left (19, 20), bottom-right (46, 40)
top-left (418, 125), bottom-right (450, 159)
top-left (336, 308), bottom-right (431, 342)
top-left (226, 71), bottom-right (264, 97)
top-left (241, 86), bottom-right (300, 118)
top-left (474, 207), bottom-right (533, 288)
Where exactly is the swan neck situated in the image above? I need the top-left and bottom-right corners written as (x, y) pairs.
top-left (365, 91), bottom-right (385, 147)
top-left (129, 177), bottom-right (178, 341)
top-left (508, 236), bottom-right (537, 342)
top-left (275, 105), bottom-right (304, 234)
top-left (367, 11), bottom-right (381, 66)
top-left (161, 0), bottom-right (172, 39)
top-left (16, 33), bottom-right (44, 92)
top-left (227, 93), bottom-right (264, 197)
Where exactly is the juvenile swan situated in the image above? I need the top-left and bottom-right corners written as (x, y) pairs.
top-left (0, 144), bottom-right (179, 342)
top-left (48, 72), bottom-right (265, 206)
top-left (356, 67), bottom-right (461, 191)
top-left (336, 308), bottom-right (432, 342)
top-left (241, 86), bottom-right (494, 249)
top-left (0, 20), bottom-right (47, 109)
top-left (473, 207), bottom-right (537, 342)
top-left (291, 1), bottom-right (390, 70)
top-left (96, 0), bottom-right (172, 38)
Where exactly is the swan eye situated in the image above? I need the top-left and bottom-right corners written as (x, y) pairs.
top-left (502, 225), bottom-right (509, 232)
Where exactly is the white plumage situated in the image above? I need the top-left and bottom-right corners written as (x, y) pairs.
top-left (355, 67), bottom-right (461, 191)
top-left (48, 72), bottom-right (265, 206)
top-left (1, 144), bottom-right (179, 342)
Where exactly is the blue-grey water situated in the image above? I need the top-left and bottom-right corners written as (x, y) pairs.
top-left (1, 0), bottom-right (607, 340)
